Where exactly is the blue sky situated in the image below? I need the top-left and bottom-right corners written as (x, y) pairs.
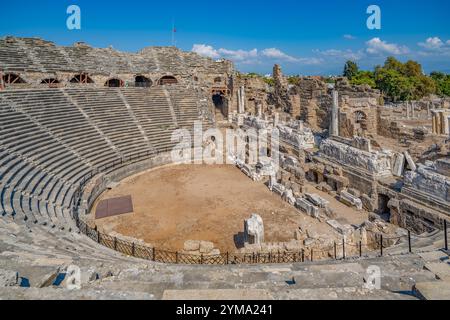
top-left (1, 0), bottom-right (449, 75)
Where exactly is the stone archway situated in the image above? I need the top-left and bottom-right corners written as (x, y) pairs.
top-left (377, 193), bottom-right (391, 222)
top-left (158, 75), bottom-right (178, 85)
top-left (3, 73), bottom-right (26, 84)
top-left (135, 75), bottom-right (152, 87)
top-left (354, 110), bottom-right (368, 134)
top-left (105, 78), bottom-right (124, 87)
top-left (70, 73), bottom-right (94, 84)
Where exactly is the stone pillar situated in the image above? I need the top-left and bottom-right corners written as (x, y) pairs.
top-left (447, 116), bottom-right (450, 136)
top-left (257, 103), bottom-right (262, 117)
top-left (411, 101), bottom-right (415, 119)
top-left (330, 90), bottom-right (339, 136)
top-left (238, 86), bottom-right (246, 114)
top-left (406, 103), bottom-right (410, 119)
top-left (431, 111), bottom-right (437, 134)
top-left (427, 102), bottom-right (431, 119)
top-left (274, 112), bottom-right (280, 127)
top-left (244, 214), bottom-right (264, 245)
top-left (442, 112), bottom-right (449, 135)
top-left (436, 111), bottom-right (442, 134)
top-left (237, 86), bottom-right (245, 114)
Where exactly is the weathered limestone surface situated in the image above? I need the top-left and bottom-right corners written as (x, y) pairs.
top-left (296, 198), bottom-right (319, 218)
top-left (305, 193), bottom-right (329, 208)
top-left (278, 123), bottom-right (315, 149)
top-left (404, 151), bottom-right (417, 172)
top-left (392, 153), bottom-right (406, 177)
top-left (404, 164), bottom-right (450, 203)
top-left (339, 191), bottom-right (363, 210)
top-left (0, 269), bottom-right (19, 287)
top-left (319, 139), bottom-right (392, 177)
top-left (244, 214), bottom-right (265, 245)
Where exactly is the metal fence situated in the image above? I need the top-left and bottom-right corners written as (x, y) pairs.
top-left (75, 216), bottom-right (449, 265)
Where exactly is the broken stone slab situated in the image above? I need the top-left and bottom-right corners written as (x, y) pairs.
top-left (0, 269), bottom-right (19, 287)
top-left (305, 193), bottom-right (330, 208)
top-left (184, 240), bottom-right (201, 252)
top-left (36, 267), bottom-right (61, 288)
top-left (404, 151), bottom-right (417, 172)
top-left (272, 183), bottom-right (285, 196)
top-left (199, 241), bottom-right (215, 254)
top-left (295, 198), bottom-right (319, 218)
top-left (392, 153), bottom-right (405, 177)
top-left (339, 190), bottom-right (363, 210)
top-left (282, 189), bottom-right (296, 206)
top-left (327, 220), bottom-right (354, 236)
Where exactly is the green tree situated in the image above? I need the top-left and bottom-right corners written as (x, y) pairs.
top-left (403, 60), bottom-right (423, 77)
top-left (383, 56), bottom-right (405, 74)
top-left (350, 71), bottom-right (376, 88)
top-left (343, 61), bottom-right (359, 80)
top-left (431, 72), bottom-right (450, 96)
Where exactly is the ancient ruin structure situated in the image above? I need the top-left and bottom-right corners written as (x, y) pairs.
top-left (0, 36), bottom-right (449, 300)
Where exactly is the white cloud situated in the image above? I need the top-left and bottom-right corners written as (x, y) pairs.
top-left (261, 48), bottom-right (298, 62)
top-left (418, 37), bottom-right (444, 50)
top-left (315, 49), bottom-right (364, 61)
top-left (447, 40), bottom-right (450, 45)
top-left (192, 44), bottom-right (219, 59)
top-left (217, 48), bottom-right (258, 61)
top-left (366, 38), bottom-right (409, 55)
top-left (192, 44), bottom-right (312, 64)
top-left (343, 34), bottom-right (356, 40)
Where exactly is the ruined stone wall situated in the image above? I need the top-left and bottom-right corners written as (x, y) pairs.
top-left (0, 37), bottom-right (235, 95)
top-left (231, 75), bottom-right (271, 115)
top-left (335, 79), bottom-right (380, 138)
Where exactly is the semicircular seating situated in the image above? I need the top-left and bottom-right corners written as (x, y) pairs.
top-left (0, 86), bottom-right (205, 230)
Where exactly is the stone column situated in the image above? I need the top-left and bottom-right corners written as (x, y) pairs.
top-left (257, 103), bottom-right (262, 117)
top-left (330, 90), bottom-right (339, 136)
top-left (446, 116), bottom-right (450, 136)
top-left (274, 112), bottom-right (280, 127)
top-left (240, 86), bottom-right (246, 113)
top-left (432, 111), bottom-right (437, 134)
top-left (437, 111), bottom-right (443, 134)
top-left (441, 112), bottom-right (448, 135)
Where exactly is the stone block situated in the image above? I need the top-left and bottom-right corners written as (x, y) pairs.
top-left (305, 193), bottom-right (329, 208)
top-left (339, 190), bottom-right (363, 210)
top-left (184, 240), bottom-right (200, 251)
top-left (0, 269), bottom-right (19, 287)
top-left (244, 214), bottom-right (265, 245)
top-left (199, 241), bottom-right (215, 254)
top-left (295, 198), bottom-right (319, 218)
top-left (404, 151), bottom-right (417, 172)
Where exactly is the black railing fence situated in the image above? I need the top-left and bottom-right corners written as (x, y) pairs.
top-left (74, 215), bottom-right (449, 265)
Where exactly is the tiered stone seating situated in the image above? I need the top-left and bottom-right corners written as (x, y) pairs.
top-left (0, 85), bottom-right (202, 228)
top-left (65, 88), bottom-right (152, 156)
top-left (120, 87), bottom-right (179, 151)
top-left (1, 215), bottom-right (447, 300)
top-left (0, 38), bottom-right (37, 72)
top-left (165, 84), bottom-right (203, 127)
top-left (0, 37), bottom-right (230, 76)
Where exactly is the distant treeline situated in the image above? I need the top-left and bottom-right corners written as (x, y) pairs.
top-left (343, 57), bottom-right (450, 102)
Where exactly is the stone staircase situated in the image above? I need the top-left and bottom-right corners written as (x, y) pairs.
top-left (1, 215), bottom-right (449, 300)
